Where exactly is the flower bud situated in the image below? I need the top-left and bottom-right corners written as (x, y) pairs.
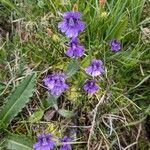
top-left (99, 0), bottom-right (106, 7)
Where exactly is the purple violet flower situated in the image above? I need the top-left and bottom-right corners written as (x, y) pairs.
top-left (60, 136), bottom-right (72, 150)
top-left (83, 80), bottom-right (99, 94)
top-left (66, 37), bottom-right (84, 58)
top-left (110, 39), bottom-right (121, 52)
top-left (33, 134), bottom-right (55, 150)
top-left (85, 59), bottom-right (104, 77)
top-left (43, 72), bottom-right (69, 96)
top-left (58, 11), bottom-right (85, 38)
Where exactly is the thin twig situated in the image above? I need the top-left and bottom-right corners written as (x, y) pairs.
top-left (136, 124), bottom-right (142, 142)
top-left (123, 142), bottom-right (137, 150)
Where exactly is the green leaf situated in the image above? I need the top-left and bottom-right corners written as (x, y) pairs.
top-left (5, 134), bottom-right (33, 150)
top-left (42, 93), bottom-right (58, 110)
top-left (47, 94), bottom-right (58, 108)
top-left (65, 58), bottom-right (79, 79)
top-left (0, 73), bottom-right (36, 128)
top-left (58, 109), bottom-right (74, 118)
top-left (28, 109), bottom-right (44, 123)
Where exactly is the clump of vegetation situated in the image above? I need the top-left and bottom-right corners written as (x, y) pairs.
top-left (0, 0), bottom-right (150, 149)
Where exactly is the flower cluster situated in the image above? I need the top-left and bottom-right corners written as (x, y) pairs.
top-left (40, 10), bottom-right (122, 150)
top-left (58, 11), bottom-right (85, 38)
top-left (83, 80), bottom-right (99, 94)
top-left (110, 39), bottom-right (121, 52)
top-left (33, 134), bottom-right (55, 150)
top-left (84, 59), bottom-right (105, 94)
top-left (66, 37), bottom-right (84, 58)
top-left (58, 11), bottom-right (106, 94)
top-left (58, 11), bottom-right (105, 94)
top-left (83, 59), bottom-right (104, 94)
top-left (85, 59), bottom-right (104, 77)
top-left (43, 11), bottom-right (111, 96)
top-left (43, 72), bottom-right (69, 96)
top-left (60, 136), bottom-right (72, 150)
top-left (59, 11), bottom-right (85, 58)
top-left (33, 133), bottom-right (72, 150)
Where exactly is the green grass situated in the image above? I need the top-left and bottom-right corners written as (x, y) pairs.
top-left (0, 0), bottom-right (150, 149)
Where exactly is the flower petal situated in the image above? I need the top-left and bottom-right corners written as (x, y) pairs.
top-left (66, 47), bottom-right (74, 57)
top-left (58, 21), bottom-right (68, 33)
top-left (74, 46), bottom-right (84, 57)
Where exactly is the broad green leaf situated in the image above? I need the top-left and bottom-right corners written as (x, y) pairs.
top-left (28, 109), bottom-right (44, 123)
top-left (0, 73), bottom-right (36, 128)
top-left (5, 134), bottom-right (33, 150)
top-left (58, 109), bottom-right (74, 118)
top-left (42, 93), bottom-right (58, 109)
top-left (65, 58), bottom-right (79, 79)
top-left (47, 94), bottom-right (58, 107)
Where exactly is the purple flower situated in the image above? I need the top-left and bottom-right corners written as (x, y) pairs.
top-left (110, 39), bottom-right (121, 52)
top-left (43, 72), bottom-right (69, 96)
top-left (33, 134), bottom-right (55, 150)
top-left (85, 59), bottom-right (104, 77)
top-left (66, 37), bottom-right (84, 58)
top-left (83, 80), bottom-right (99, 94)
top-left (60, 136), bottom-right (72, 150)
top-left (58, 11), bottom-right (85, 38)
